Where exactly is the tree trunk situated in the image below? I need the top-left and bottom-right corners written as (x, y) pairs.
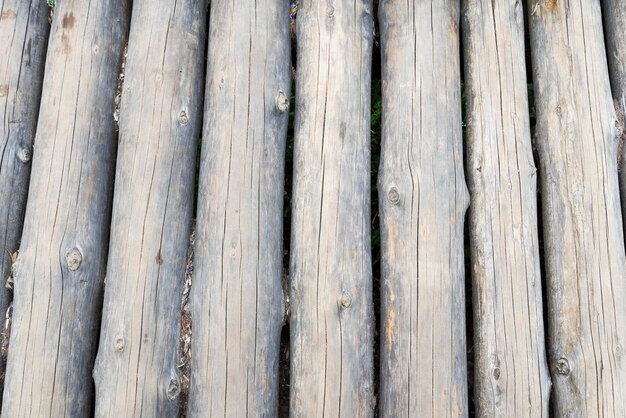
top-left (602, 0), bottom-right (626, 238)
top-left (1, 1), bottom-right (130, 416)
top-left (0, 0), bottom-right (50, 399)
top-left (377, 2), bottom-right (469, 416)
top-left (461, 1), bottom-right (551, 416)
top-left (528, 1), bottom-right (626, 415)
top-left (187, 1), bottom-right (291, 416)
top-left (93, 1), bottom-right (206, 416)
top-left (288, 1), bottom-right (374, 416)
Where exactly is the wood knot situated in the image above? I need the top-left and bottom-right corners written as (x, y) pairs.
top-left (340, 293), bottom-right (352, 308)
top-left (65, 248), bottom-right (82, 272)
top-left (490, 354), bottom-right (501, 380)
top-left (17, 146), bottom-right (31, 163)
top-left (326, 5), bottom-right (335, 18)
top-left (167, 378), bottom-right (181, 400)
top-left (388, 187), bottom-right (400, 205)
top-left (276, 91), bottom-right (289, 113)
top-left (556, 357), bottom-right (570, 375)
top-left (114, 336), bottom-right (125, 351)
top-left (179, 110), bottom-right (189, 125)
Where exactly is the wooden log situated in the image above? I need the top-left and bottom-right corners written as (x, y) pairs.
top-left (461, 1), bottom-right (551, 415)
top-left (378, 2), bottom-right (469, 416)
top-left (0, 0), bottom-right (50, 400)
top-left (288, 2), bottom-right (375, 416)
top-left (602, 0), bottom-right (626, 237)
top-left (92, 1), bottom-right (206, 416)
top-left (186, 1), bottom-right (291, 416)
top-left (1, 1), bottom-right (130, 416)
top-left (528, 1), bottom-right (626, 415)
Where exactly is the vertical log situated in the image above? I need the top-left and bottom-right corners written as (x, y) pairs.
top-left (288, 1), bottom-right (374, 416)
top-left (462, 1), bottom-right (551, 415)
top-left (378, 2), bottom-right (469, 416)
top-left (93, 1), bottom-right (206, 416)
top-left (1, 0), bottom-right (130, 416)
top-left (0, 0), bottom-right (50, 398)
top-left (528, 1), bottom-right (626, 415)
top-left (187, 1), bottom-right (290, 416)
top-left (602, 0), bottom-right (626, 237)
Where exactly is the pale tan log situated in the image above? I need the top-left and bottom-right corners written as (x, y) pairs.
top-left (93, 1), bottom-right (207, 416)
top-left (187, 1), bottom-right (291, 416)
top-left (529, 1), bottom-right (626, 415)
top-left (0, 0), bottom-right (50, 402)
top-left (378, 1), bottom-right (469, 416)
top-left (462, 0), bottom-right (551, 416)
top-left (288, 1), bottom-right (375, 416)
top-left (1, 1), bottom-right (130, 415)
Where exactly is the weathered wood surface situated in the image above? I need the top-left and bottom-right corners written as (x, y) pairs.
top-left (288, 1), bottom-right (374, 416)
top-left (462, 1), bottom-right (551, 416)
top-left (93, 1), bottom-right (206, 417)
top-left (0, 0), bottom-right (50, 399)
top-left (187, 1), bottom-right (290, 416)
top-left (528, 1), bottom-right (626, 415)
top-left (378, 1), bottom-right (468, 416)
top-left (602, 0), bottom-right (626, 237)
top-left (1, 1), bottom-right (130, 416)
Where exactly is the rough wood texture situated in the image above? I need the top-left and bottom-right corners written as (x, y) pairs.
top-left (602, 0), bottom-right (626, 237)
top-left (462, 1), bottom-right (551, 416)
top-left (529, 1), bottom-right (626, 415)
top-left (0, 0), bottom-right (50, 399)
top-left (288, 1), bottom-right (374, 416)
top-left (187, 1), bottom-right (290, 416)
top-left (93, 1), bottom-right (206, 416)
top-left (378, 2), bottom-right (469, 416)
top-left (1, 1), bottom-right (130, 415)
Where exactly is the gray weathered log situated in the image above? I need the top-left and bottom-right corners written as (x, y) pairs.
top-left (462, 1), bottom-right (551, 416)
top-left (186, 1), bottom-right (290, 416)
top-left (0, 0), bottom-right (50, 401)
top-left (93, 1), bottom-right (206, 416)
top-left (602, 0), bottom-right (626, 238)
top-left (528, 1), bottom-right (626, 415)
top-left (1, 0), bottom-right (130, 416)
top-left (378, 1), bottom-right (469, 416)
top-left (288, 1), bottom-right (374, 416)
